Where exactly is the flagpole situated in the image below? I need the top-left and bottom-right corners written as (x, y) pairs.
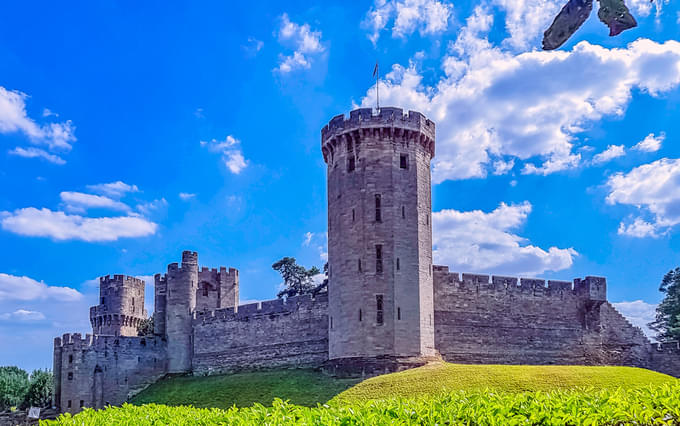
top-left (376, 62), bottom-right (380, 112)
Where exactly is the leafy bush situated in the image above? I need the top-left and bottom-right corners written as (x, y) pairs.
top-left (45, 383), bottom-right (680, 425)
top-left (0, 367), bottom-right (52, 411)
top-left (0, 366), bottom-right (29, 411)
top-left (24, 369), bottom-right (52, 409)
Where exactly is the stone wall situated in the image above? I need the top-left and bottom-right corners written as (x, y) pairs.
top-left (53, 333), bottom-right (166, 414)
top-left (648, 341), bottom-right (680, 377)
top-left (432, 267), bottom-right (611, 365)
top-left (192, 293), bottom-right (329, 375)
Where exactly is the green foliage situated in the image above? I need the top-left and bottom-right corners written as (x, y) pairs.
top-left (333, 363), bottom-right (677, 404)
top-left (0, 366), bottom-right (29, 411)
top-left (45, 383), bottom-right (680, 425)
top-left (272, 257), bottom-right (321, 298)
top-left (650, 267), bottom-right (680, 341)
top-left (130, 369), bottom-right (359, 409)
top-left (0, 367), bottom-right (53, 411)
top-left (24, 369), bottom-right (52, 409)
top-left (137, 315), bottom-right (154, 337)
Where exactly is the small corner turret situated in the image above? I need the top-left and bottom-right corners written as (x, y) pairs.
top-left (89, 275), bottom-right (147, 337)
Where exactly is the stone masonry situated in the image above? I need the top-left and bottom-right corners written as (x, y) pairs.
top-left (53, 107), bottom-right (680, 414)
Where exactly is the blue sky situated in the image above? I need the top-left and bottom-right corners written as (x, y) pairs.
top-left (1, 0), bottom-right (679, 371)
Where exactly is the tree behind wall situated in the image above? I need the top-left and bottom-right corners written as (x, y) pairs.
top-left (23, 369), bottom-right (52, 409)
top-left (0, 366), bottom-right (28, 411)
top-left (649, 267), bottom-right (680, 341)
top-left (273, 257), bottom-right (320, 298)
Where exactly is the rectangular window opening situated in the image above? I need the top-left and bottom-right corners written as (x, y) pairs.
top-left (396, 258), bottom-right (400, 271)
top-left (402, 206), bottom-right (405, 219)
top-left (376, 295), bottom-right (384, 325)
top-left (203, 287), bottom-right (208, 297)
top-left (67, 400), bottom-right (71, 408)
top-left (358, 259), bottom-right (362, 272)
top-left (376, 245), bottom-right (383, 274)
top-left (80, 400), bottom-right (84, 408)
top-left (68, 372), bottom-right (73, 380)
top-left (400, 154), bottom-right (408, 169)
top-left (375, 194), bottom-right (381, 222)
top-left (330, 317), bottom-right (333, 329)
top-left (359, 309), bottom-right (362, 322)
top-left (352, 208), bottom-right (355, 222)
top-left (347, 157), bottom-right (355, 172)
top-left (398, 307), bottom-right (401, 320)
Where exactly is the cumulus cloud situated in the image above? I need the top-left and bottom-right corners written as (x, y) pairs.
top-left (86, 181), bottom-right (139, 198)
top-left (592, 144), bottom-right (626, 165)
top-left (275, 14), bottom-right (325, 73)
top-left (303, 231), bottom-right (328, 262)
top-left (0, 208), bottom-right (157, 242)
top-left (136, 198), bottom-right (168, 216)
top-left (491, 0), bottom-right (563, 49)
top-left (0, 273), bottom-right (82, 302)
top-left (363, 0), bottom-right (453, 44)
top-left (201, 135), bottom-right (248, 174)
top-left (8, 146), bottom-right (66, 165)
top-left (0, 86), bottom-right (76, 151)
top-left (0, 309), bottom-right (46, 321)
top-left (179, 192), bottom-right (196, 201)
top-left (60, 191), bottom-right (130, 213)
top-left (633, 132), bottom-right (665, 153)
top-left (433, 202), bottom-right (577, 276)
top-left (360, 33), bottom-right (680, 183)
top-left (612, 300), bottom-right (657, 338)
top-left (607, 158), bottom-right (680, 237)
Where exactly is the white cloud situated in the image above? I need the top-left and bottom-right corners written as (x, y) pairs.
top-left (0, 309), bottom-right (46, 321)
top-left (275, 14), bottom-right (325, 73)
top-left (179, 192), bottom-right (196, 201)
top-left (303, 231), bottom-right (314, 246)
top-left (612, 300), bottom-right (657, 338)
top-left (617, 218), bottom-right (658, 238)
top-left (136, 198), bottom-right (168, 216)
top-left (243, 37), bottom-right (264, 56)
top-left (86, 181), bottom-right (139, 198)
top-left (592, 144), bottom-right (625, 165)
top-left (8, 146), bottom-right (65, 165)
top-left (0, 86), bottom-right (76, 151)
top-left (433, 202), bottom-right (577, 276)
top-left (633, 132), bottom-right (665, 152)
top-left (491, 0), bottom-right (563, 50)
top-left (607, 158), bottom-right (680, 237)
top-left (60, 191), bottom-right (130, 212)
top-left (201, 135), bottom-right (248, 174)
top-left (360, 36), bottom-right (680, 183)
top-left (0, 273), bottom-right (82, 302)
top-left (363, 0), bottom-right (453, 44)
top-left (0, 207), bottom-right (157, 242)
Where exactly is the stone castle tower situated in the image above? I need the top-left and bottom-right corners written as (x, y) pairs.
top-left (153, 251), bottom-right (240, 374)
top-left (322, 107), bottom-right (437, 363)
top-left (89, 275), bottom-right (147, 337)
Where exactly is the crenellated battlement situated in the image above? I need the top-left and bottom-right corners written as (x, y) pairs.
top-left (321, 107), bottom-right (435, 163)
top-left (433, 266), bottom-right (606, 300)
top-left (193, 292), bottom-right (328, 325)
top-left (652, 341), bottom-right (680, 352)
top-left (54, 333), bottom-right (165, 350)
top-left (99, 275), bottom-right (145, 288)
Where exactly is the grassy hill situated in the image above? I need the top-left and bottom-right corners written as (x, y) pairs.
top-left (332, 362), bottom-right (677, 403)
top-left (129, 362), bottom-right (678, 409)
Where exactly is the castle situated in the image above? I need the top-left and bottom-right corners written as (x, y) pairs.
top-left (53, 108), bottom-right (680, 413)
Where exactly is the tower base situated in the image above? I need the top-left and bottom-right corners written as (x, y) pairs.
top-left (321, 354), bottom-right (442, 378)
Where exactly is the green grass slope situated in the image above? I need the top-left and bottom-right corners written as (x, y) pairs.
top-left (130, 369), bottom-right (359, 409)
top-left (130, 362), bottom-right (677, 410)
top-left (332, 362), bottom-right (678, 403)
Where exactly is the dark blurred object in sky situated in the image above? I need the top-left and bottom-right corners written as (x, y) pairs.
top-left (543, 0), bottom-right (639, 50)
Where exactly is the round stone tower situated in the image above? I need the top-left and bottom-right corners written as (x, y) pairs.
top-left (322, 107), bottom-right (436, 366)
top-left (89, 275), bottom-right (147, 337)
top-left (165, 250), bottom-right (198, 373)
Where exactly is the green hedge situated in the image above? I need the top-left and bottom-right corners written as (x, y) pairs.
top-left (44, 383), bottom-right (680, 425)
